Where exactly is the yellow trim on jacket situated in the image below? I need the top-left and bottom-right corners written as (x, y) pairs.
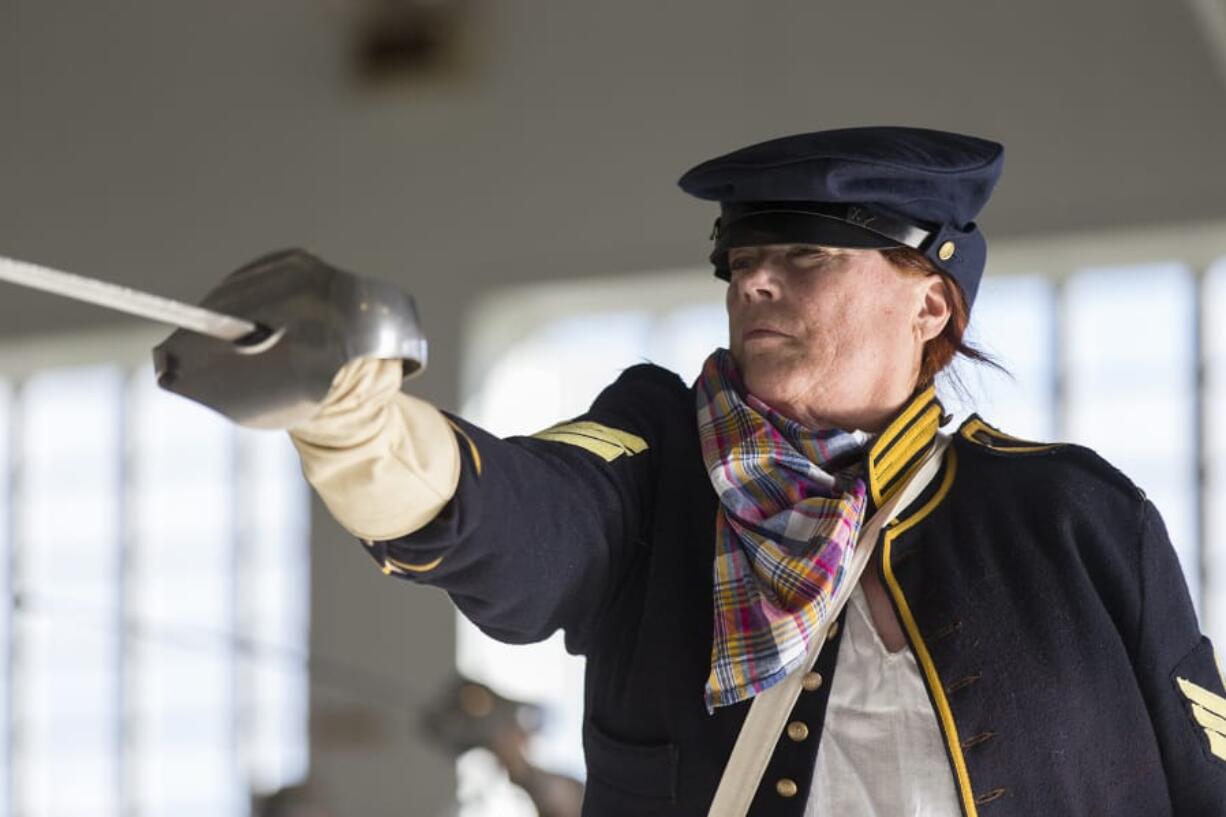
top-left (959, 416), bottom-right (1061, 454)
top-left (447, 417), bottom-right (483, 476)
top-left (383, 554), bottom-right (445, 575)
top-left (879, 446), bottom-right (980, 816)
top-left (867, 386), bottom-right (943, 508)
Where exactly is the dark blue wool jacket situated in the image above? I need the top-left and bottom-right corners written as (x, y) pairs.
top-left (367, 364), bottom-right (1226, 817)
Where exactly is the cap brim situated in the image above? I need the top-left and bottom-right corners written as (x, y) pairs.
top-left (711, 210), bottom-right (900, 278)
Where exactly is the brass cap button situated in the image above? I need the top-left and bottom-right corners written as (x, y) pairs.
top-left (802, 671), bottom-right (823, 692)
top-left (826, 621), bottom-right (841, 641)
top-left (938, 240), bottom-right (956, 261)
top-left (786, 721), bottom-right (810, 742)
top-left (775, 778), bottom-right (799, 798)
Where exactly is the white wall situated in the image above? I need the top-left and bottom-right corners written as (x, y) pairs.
top-left (3, 1), bottom-right (1226, 813)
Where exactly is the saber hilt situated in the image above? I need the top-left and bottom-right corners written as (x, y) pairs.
top-left (153, 249), bottom-right (428, 429)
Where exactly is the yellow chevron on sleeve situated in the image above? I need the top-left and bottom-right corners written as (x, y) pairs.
top-left (531, 421), bottom-right (648, 462)
top-left (1191, 702), bottom-right (1226, 735)
top-left (1178, 676), bottom-right (1226, 761)
top-left (1178, 676), bottom-right (1226, 717)
top-left (1210, 731), bottom-right (1226, 761)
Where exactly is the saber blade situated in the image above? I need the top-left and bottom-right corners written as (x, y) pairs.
top-left (0, 254), bottom-right (260, 342)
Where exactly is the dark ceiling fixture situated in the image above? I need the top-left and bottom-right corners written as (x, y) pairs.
top-left (352, 0), bottom-right (470, 80)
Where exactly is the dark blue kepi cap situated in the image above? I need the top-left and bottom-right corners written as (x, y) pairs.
top-left (678, 126), bottom-right (1004, 308)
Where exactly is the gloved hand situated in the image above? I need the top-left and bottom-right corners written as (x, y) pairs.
top-left (154, 249), bottom-right (428, 429)
top-left (289, 358), bottom-right (460, 542)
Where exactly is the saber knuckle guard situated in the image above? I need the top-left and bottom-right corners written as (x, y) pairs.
top-left (153, 249), bottom-right (427, 429)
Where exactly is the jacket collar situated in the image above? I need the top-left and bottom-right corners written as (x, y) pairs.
top-left (865, 385), bottom-right (946, 510)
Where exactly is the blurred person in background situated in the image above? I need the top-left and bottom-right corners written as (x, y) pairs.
top-left (422, 675), bottom-right (585, 817)
top-left (251, 784), bottom-right (331, 817)
top-left (286, 127), bottom-right (1226, 816)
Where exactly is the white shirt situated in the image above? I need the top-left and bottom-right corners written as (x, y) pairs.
top-left (805, 584), bottom-right (961, 816)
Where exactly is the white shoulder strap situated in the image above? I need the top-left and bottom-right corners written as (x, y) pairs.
top-left (706, 433), bottom-right (952, 817)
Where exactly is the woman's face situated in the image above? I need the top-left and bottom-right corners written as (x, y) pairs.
top-left (724, 244), bottom-right (948, 432)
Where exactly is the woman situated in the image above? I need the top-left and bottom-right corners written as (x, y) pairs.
top-left (289, 127), bottom-right (1226, 816)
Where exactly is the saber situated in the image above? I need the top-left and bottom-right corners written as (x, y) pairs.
top-left (0, 254), bottom-right (262, 342)
top-left (0, 248), bottom-right (427, 429)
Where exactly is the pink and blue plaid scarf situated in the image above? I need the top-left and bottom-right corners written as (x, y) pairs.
top-left (696, 349), bottom-right (870, 710)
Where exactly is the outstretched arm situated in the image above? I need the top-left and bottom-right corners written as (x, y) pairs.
top-left (291, 359), bottom-right (673, 654)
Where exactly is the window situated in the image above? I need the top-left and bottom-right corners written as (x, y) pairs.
top-left (1066, 264), bottom-right (1200, 597)
top-left (0, 330), bottom-right (310, 817)
top-left (1206, 261), bottom-right (1226, 651)
top-left (13, 366), bottom-right (124, 816)
top-left (944, 274), bottom-right (1057, 439)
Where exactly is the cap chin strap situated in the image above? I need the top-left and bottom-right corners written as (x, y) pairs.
top-left (840, 204), bottom-right (933, 248)
top-left (716, 202), bottom-right (935, 250)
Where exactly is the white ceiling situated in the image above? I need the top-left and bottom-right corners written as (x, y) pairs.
top-left (1, 0), bottom-right (1224, 357)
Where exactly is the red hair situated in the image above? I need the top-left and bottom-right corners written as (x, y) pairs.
top-left (879, 246), bottom-right (1001, 388)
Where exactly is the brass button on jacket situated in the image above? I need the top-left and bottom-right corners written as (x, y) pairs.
top-left (802, 671), bottom-right (823, 691)
top-left (787, 721), bottom-right (810, 742)
top-left (775, 778), bottom-right (799, 798)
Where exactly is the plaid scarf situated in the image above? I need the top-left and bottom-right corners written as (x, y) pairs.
top-left (696, 349), bottom-right (870, 711)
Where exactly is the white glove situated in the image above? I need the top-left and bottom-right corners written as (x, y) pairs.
top-left (289, 358), bottom-right (461, 541)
